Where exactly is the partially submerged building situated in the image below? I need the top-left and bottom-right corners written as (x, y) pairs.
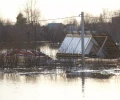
top-left (56, 31), bottom-right (120, 59)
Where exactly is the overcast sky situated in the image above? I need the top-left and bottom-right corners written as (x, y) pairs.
top-left (0, 0), bottom-right (120, 22)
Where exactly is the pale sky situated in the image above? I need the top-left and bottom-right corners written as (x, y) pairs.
top-left (0, 0), bottom-right (120, 22)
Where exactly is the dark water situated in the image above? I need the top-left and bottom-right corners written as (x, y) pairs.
top-left (0, 69), bottom-right (120, 100)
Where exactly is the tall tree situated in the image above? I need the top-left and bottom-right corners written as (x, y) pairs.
top-left (16, 13), bottom-right (26, 25)
top-left (24, 0), bottom-right (40, 24)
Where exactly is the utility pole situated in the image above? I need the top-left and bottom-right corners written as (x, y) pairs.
top-left (81, 12), bottom-right (85, 68)
top-left (34, 21), bottom-right (37, 66)
top-left (35, 22), bottom-right (37, 55)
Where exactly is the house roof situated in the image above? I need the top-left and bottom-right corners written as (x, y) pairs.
top-left (92, 34), bottom-right (120, 58)
top-left (57, 31), bottom-right (120, 59)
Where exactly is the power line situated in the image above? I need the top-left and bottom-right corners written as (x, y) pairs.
top-left (84, 16), bottom-right (112, 19)
top-left (8, 15), bottom-right (80, 24)
top-left (37, 15), bottom-right (80, 22)
top-left (3, 15), bottom-right (115, 24)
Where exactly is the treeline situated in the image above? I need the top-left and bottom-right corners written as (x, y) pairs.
top-left (84, 9), bottom-right (120, 43)
top-left (0, 0), bottom-right (66, 47)
top-left (0, 20), bottom-right (66, 42)
top-left (1, 4), bottom-right (120, 49)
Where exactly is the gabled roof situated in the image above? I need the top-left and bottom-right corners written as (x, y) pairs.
top-left (92, 34), bottom-right (120, 58)
top-left (57, 31), bottom-right (120, 59)
top-left (57, 33), bottom-right (92, 54)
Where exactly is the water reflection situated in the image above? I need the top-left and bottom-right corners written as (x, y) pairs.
top-left (24, 75), bottom-right (39, 83)
top-left (0, 73), bottom-right (4, 80)
top-left (66, 72), bottom-right (113, 79)
top-left (0, 71), bottom-right (120, 100)
top-left (0, 73), bottom-right (20, 82)
top-left (65, 71), bottom-right (113, 98)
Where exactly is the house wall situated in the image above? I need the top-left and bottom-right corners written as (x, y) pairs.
top-left (85, 40), bottom-right (93, 54)
top-left (92, 38), bottom-right (98, 46)
top-left (97, 50), bottom-right (105, 58)
top-left (85, 38), bottom-right (105, 58)
top-left (91, 38), bottom-right (105, 58)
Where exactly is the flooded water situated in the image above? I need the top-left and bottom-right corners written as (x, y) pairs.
top-left (40, 43), bottom-right (58, 59)
top-left (0, 44), bottom-right (120, 100)
top-left (0, 69), bottom-right (120, 100)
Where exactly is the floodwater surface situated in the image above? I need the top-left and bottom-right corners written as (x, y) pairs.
top-left (0, 69), bottom-right (120, 100)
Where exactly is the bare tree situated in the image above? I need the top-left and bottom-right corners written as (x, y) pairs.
top-left (63, 18), bottom-right (78, 25)
top-left (24, 0), bottom-right (41, 24)
top-left (4, 19), bottom-right (13, 26)
top-left (84, 13), bottom-right (99, 31)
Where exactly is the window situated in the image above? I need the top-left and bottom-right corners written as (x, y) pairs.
top-left (66, 37), bottom-right (80, 53)
top-left (74, 37), bottom-right (91, 54)
top-left (58, 37), bottom-right (73, 53)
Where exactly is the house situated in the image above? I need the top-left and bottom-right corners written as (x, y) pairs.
top-left (47, 23), bottom-right (64, 29)
top-left (56, 31), bottom-right (120, 59)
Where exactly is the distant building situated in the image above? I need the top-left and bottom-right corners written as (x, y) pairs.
top-left (112, 16), bottom-right (120, 24)
top-left (64, 24), bottom-right (78, 33)
top-left (47, 23), bottom-right (64, 29)
top-left (47, 23), bottom-right (79, 32)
